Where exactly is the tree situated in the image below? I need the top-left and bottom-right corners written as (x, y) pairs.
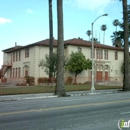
top-left (38, 52), bottom-right (57, 78)
top-left (121, 57), bottom-right (130, 74)
top-left (90, 38), bottom-right (99, 43)
top-left (101, 24), bottom-right (107, 44)
top-left (113, 19), bottom-right (120, 32)
top-left (111, 31), bottom-right (123, 48)
top-left (56, 0), bottom-right (67, 96)
top-left (122, 0), bottom-right (130, 91)
top-left (48, 0), bottom-right (53, 78)
top-left (111, 4), bottom-right (130, 47)
top-left (65, 52), bottom-right (92, 83)
top-left (39, 52), bottom-right (58, 95)
top-left (86, 30), bottom-right (91, 41)
top-left (0, 69), bottom-right (1, 79)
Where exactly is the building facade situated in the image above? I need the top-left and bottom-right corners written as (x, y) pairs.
top-left (1, 38), bottom-right (124, 85)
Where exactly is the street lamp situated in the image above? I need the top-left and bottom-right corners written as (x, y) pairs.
top-left (91, 13), bottom-right (108, 93)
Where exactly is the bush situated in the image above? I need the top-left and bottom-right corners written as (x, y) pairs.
top-left (38, 77), bottom-right (56, 84)
top-left (65, 76), bottom-right (73, 85)
top-left (38, 77), bottom-right (48, 83)
top-left (48, 77), bottom-right (57, 83)
top-left (25, 76), bottom-right (34, 85)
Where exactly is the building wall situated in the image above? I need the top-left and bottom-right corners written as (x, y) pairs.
top-left (64, 45), bottom-right (123, 83)
top-left (3, 44), bottom-right (124, 84)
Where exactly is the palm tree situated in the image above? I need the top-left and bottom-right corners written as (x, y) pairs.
top-left (56, 0), bottom-right (67, 96)
top-left (113, 19), bottom-right (119, 32)
top-left (101, 24), bottom-right (107, 44)
top-left (48, 0), bottom-right (53, 78)
top-left (90, 38), bottom-right (98, 43)
top-left (86, 30), bottom-right (91, 41)
top-left (122, 0), bottom-right (130, 91)
top-left (111, 31), bottom-right (123, 48)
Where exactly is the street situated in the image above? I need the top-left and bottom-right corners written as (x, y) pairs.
top-left (0, 91), bottom-right (130, 130)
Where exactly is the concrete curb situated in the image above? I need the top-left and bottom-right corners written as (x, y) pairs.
top-left (0, 89), bottom-right (121, 102)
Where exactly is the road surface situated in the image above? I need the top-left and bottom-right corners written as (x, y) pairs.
top-left (0, 91), bottom-right (130, 130)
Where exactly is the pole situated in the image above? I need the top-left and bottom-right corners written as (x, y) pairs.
top-left (90, 13), bottom-right (108, 93)
top-left (91, 23), bottom-right (95, 92)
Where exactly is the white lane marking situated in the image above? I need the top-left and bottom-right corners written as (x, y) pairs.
top-left (121, 111), bottom-right (130, 114)
top-left (64, 98), bottom-right (94, 101)
top-left (22, 96), bottom-right (58, 100)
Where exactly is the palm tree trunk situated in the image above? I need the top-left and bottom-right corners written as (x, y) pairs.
top-left (122, 0), bottom-right (130, 91)
top-left (49, 0), bottom-right (53, 78)
top-left (103, 31), bottom-right (105, 44)
top-left (56, 0), bottom-right (66, 96)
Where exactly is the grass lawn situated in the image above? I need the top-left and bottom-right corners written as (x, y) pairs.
top-left (0, 84), bottom-right (122, 96)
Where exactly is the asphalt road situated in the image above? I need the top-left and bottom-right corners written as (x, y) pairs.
top-left (0, 91), bottom-right (130, 130)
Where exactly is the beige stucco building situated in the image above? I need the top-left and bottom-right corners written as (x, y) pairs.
top-left (1, 38), bottom-right (124, 85)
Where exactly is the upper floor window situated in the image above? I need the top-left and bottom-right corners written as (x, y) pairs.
top-left (16, 51), bottom-right (18, 61)
top-left (78, 46), bottom-right (82, 53)
top-left (19, 51), bottom-right (21, 61)
top-left (25, 48), bottom-right (29, 58)
top-left (115, 51), bottom-right (118, 60)
top-left (13, 52), bottom-right (15, 62)
top-left (104, 50), bottom-right (108, 60)
top-left (96, 49), bottom-right (103, 59)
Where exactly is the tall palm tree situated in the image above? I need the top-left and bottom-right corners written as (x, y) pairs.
top-left (86, 30), bottom-right (91, 41)
top-left (113, 19), bottom-right (119, 32)
top-left (48, 0), bottom-right (53, 78)
top-left (56, 0), bottom-right (66, 96)
top-left (122, 0), bottom-right (130, 91)
top-left (101, 24), bottom-right (107, 44)
top-left (90, 38), bottom-right (98, 43)
top-left (111, 31), bottom-right (123, 48)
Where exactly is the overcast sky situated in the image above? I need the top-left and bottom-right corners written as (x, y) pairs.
top-left (0, 0), bottom-right (129, 68)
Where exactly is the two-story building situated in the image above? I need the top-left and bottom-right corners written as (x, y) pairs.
top-left (1, 38), bottom-right (124, 85)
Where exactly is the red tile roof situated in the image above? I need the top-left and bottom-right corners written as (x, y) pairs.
top-left (2, 38), bottom-right (123, 53)
top-left (64, 38), bottom-right (123, 51)
top-left (3, 38), bottom-right (57, 53)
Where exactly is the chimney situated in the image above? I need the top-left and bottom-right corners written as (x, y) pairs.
top-left (15, 42), bottom-right (17, 47)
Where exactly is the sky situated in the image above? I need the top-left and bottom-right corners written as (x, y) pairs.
top-left (0, 0), bottom-right (129, 68)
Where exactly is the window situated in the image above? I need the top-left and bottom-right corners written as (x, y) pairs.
top-left (16, 68), bottom-right (17, 78)
top-left (16, 51), bottom-right (18, 61)
top-left (78, 47), bottom-right (82, 53)
top-left (104, 50), bottom-right (108, 60)
top-left (96, 49), bottom-right (103, 59)
top-left (18, 67), bottom-right (20, 78)
top-left (13, 68), bottom-right (15, 78)
top-left (105, 65), bottom-right (108, 70)
top-left (19, 51), bottom-right (21, 61)
top-left (10, 69), bottom-right (12, 78)
top-left (13, 52), bottom-right (15, 62)
top-left (25, 48), bottom-right (29, 58)
top-left (115, 52), bottom-right (118, 60)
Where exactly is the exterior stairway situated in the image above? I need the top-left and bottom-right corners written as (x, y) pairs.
top-left (1, 64), bottom-right (12, 77)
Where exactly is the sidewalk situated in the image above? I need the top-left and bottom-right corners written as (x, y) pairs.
top-left (0, 89), bottom-right (122, 102)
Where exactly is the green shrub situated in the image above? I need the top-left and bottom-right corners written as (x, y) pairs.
top-left (65, 76), bottom-right (73, 85)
